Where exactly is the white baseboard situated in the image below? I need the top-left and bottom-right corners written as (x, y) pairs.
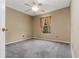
top-left (6, 38), bottom-right (32, 45)
top-left (32, 37), bottom-right (70, 44)
top-left (6, 37), bottom-right (70, 45)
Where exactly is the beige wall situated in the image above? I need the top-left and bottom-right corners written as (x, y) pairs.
top-left (33, 8), bottom-right (70, 43)
top-left (6, 7), bottom-right (32, 44)
top-left (6, 7), bottom-right (70, 44)
top-left (71, 0), bottom-right (79, 57)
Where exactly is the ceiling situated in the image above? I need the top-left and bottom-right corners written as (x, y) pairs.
top-left (6, 0), bottom-right (71, 16)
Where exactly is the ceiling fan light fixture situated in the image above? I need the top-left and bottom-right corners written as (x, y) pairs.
top-left (32, 5), bottom-right (39, 11)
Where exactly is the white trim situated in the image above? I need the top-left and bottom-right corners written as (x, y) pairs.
top-left (32, 37), bottom-right (70, 44)
top-left (6, 38), bottom-right (32, 45)
top-left (6, 37), bottom-right (70, 45)
top-left (0, 0), bottom-right (5, 58)
top-left (70, 43), bottom-right (75, 58)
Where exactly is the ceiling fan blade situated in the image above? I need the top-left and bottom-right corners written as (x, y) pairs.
top-left (33, 1), bottom-right (36, 5)
top-left (24, 3), bottom-right (32, 7)
top-left (41, 10), bottom-right (45, 12)
top-left (25, 9), bottom-right (31, 12)
top-left (38, 3), bottom-right (43, 6)
top-left (33, 0), bottom-right (39, 5)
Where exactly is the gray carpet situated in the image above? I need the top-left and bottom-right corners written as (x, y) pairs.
top-left (6, 39), bottom-right (72, 58)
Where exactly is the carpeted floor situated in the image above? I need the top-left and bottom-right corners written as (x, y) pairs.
top-left (6, 39), bottom-right (72, 58)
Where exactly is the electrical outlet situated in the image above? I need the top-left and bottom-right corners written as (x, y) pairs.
top-left (22, 35), bottom-right (24, 37)
top-left (56, 36), bottom-right (59, 38)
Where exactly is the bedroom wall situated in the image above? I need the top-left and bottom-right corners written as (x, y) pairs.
top-left (6, 7), bottom-right (33, 44)
top-left (6, 7), bottom-right (70, 44)
top-left (32, 7), bottom-right (70, 43)
top-left (71, 0), bottom-right (79, 57)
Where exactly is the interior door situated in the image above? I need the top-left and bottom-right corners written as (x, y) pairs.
top-left (0, 0), bottom-right (5, 58)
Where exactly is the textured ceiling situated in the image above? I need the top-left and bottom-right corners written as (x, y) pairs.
top-left (6, 0), bottom-right (71, 16)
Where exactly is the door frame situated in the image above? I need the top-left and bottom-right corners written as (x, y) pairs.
top-left (0, 0), bottom-right (5, 58)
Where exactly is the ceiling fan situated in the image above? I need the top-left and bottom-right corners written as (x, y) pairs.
top-left (24, 0), bottom-right (46, 12)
